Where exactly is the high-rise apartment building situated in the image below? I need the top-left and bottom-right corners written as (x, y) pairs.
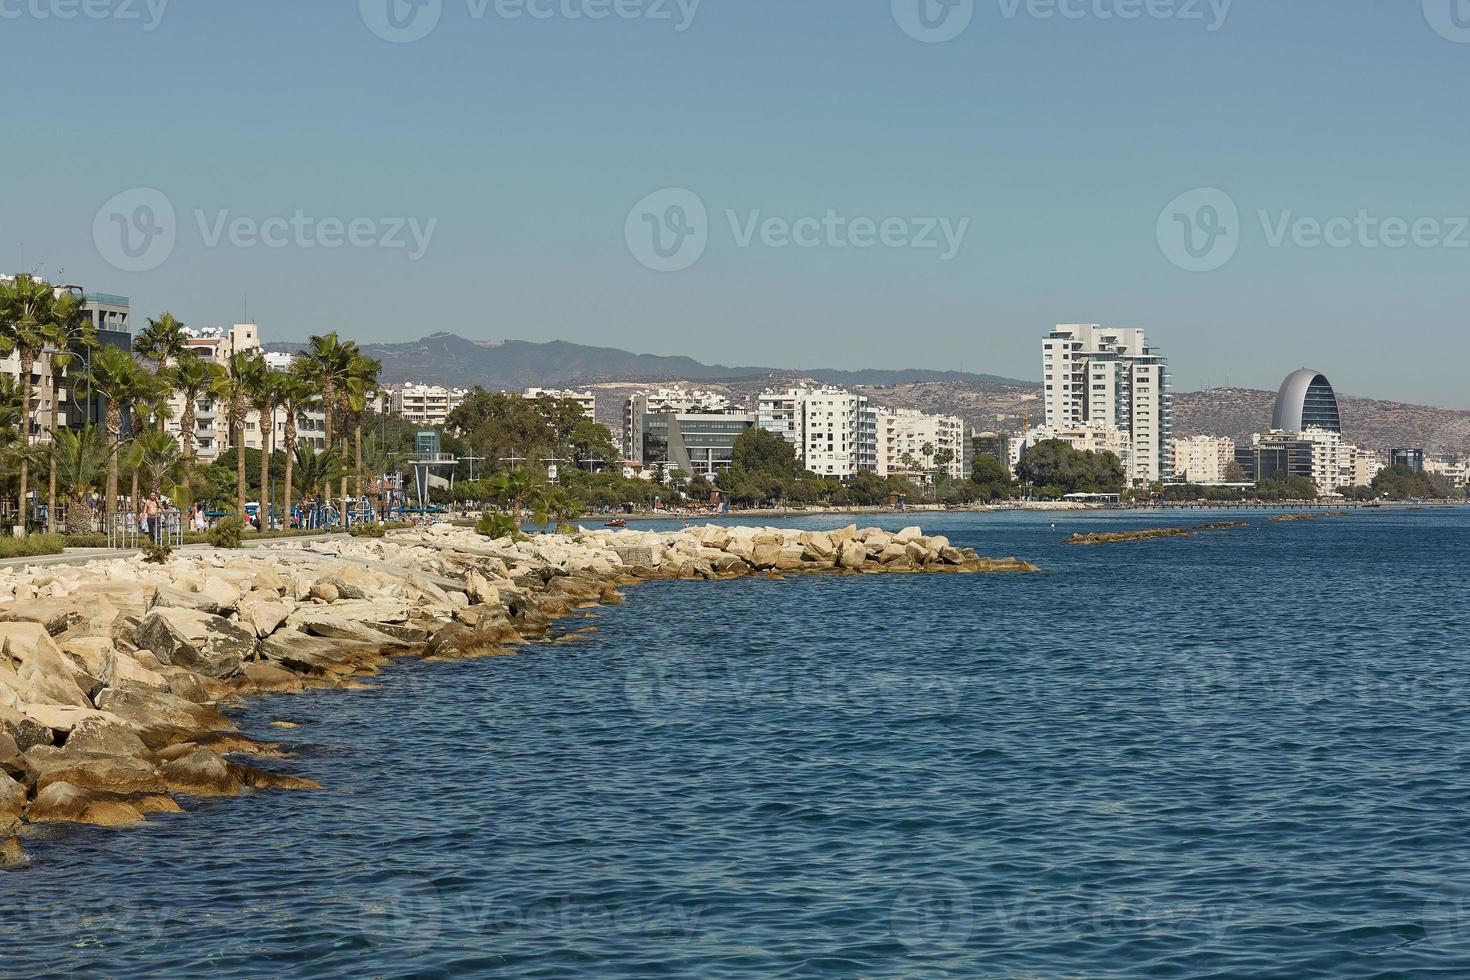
top-left (1041, 324), bottom-right (1173, 484)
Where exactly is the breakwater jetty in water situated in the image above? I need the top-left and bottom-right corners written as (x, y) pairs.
top-left (0, 523), bottom-right (1036, 865)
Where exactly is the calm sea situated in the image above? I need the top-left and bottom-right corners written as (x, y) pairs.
top-left (4, 508), bottom-right (1470, 978)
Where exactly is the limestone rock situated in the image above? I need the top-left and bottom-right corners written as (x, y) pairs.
top-left (0, 770), bottom-right (23, 831)
top-left (309, 582), bottom-right (340, 603)
top-left (158, 745), bottom-right (241, 797)
top-left (21, 744), bottom-right (165, 795)
top-left (93, 686), bottom-right (236, 748)
top-left (239, 661), bottom-right (305, 694)
top-left (26, 781), bottom-right (146, 827)
top-left (238, 595), bottom-right (292, 639)
top-left (838, 540), bottom-right (868, 569)
top-left (136, 608), bottom-right (255, 679)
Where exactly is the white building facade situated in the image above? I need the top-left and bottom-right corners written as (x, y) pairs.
top-left (874, 408), bottom-right (966, 482)
top-left (757, 386), bottom-right (877, 480)
top-left (1169, 436), bottom-right (1238, 483)
top-left (391, 383), bottom-right (468, 427)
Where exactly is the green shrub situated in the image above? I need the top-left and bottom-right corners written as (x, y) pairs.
top-left (208, 517), bottom-right (244, 549)
top-left (0, 534), bottom-right (65, 559)
top-left (349, 522), bottom-right (386, 538)
top-left (475, 513), bottom-right (520, 541)
top-left (139, 539), bottom-right (173, 564)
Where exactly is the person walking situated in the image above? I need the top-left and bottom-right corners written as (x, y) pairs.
top-left (145, 492), bottom-right (162, 545)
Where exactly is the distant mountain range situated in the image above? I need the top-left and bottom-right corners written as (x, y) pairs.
top-left (268, 333), bottom-right (1470, 454)
top-left (268, 332), bottom-right (1029, 390)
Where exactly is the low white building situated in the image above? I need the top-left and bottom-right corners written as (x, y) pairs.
top-left (391, 383), bottom-right (468, 427)
top-left (1169, 435), bottom-right (1237, 483)
top-left (1425, 454), bottom-right (1467, 487)
top-left (622, 387), bottom-right (735, 461)
top-left (874, 408), bottom-right (966, 482)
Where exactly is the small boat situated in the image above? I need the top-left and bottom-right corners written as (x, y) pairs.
top-left (604, 519), bottom-right (628, 528)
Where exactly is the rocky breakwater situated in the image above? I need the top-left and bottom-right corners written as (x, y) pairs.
top-left (0, 523), bottom-right (1035, 865)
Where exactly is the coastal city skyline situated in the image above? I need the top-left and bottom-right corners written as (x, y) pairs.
top-left (6, 4), bottom-right (1470, 406)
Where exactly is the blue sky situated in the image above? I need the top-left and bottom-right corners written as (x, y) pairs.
top-left (3, 1), bottom-right (1468, 405)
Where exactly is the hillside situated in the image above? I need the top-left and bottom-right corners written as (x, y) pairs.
top-left (270, 333), bottom-right (1025, 391)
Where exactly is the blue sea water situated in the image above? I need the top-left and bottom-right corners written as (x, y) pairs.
top-left (4, 507), bottom-right (1470, 978)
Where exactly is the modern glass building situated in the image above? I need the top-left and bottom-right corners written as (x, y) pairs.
top-left (641, 412), bottom-right (756, 478)
top-left (1272, 369), bottom-right (1342, 433)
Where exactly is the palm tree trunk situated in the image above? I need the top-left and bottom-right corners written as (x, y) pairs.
top-left (16, 355), bottom-right (32, 533)
top-left (355, 423), bottom-right (363, 502)
top-left (46, 361), bottom-right (59, 533)
top-left (321, 394), bottom-right (334, 517)
top-left (283, 438), bottom-right (296, 532)
top-left (235, 408), bottom-right (247, 523)
top-left (258, 409), bottom-right (271, 531)
top-left (130, 469), bottom-right (140, 523)
top-left (105, 404), bottom-right (121, 529)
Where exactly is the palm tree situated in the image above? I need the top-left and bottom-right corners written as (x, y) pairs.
top-left (348, 352), bottom-right (382, 506)
top-left (210, 350), bottom-right (256, 522)
top-left (360, 431), bottom-right (411, 519)
top-left (129, 429), bottom-right (185, 499)
top-left (491, 470), bottom-right (543, 526)
top-left (297, 332), bottom-right (356, 515)
top-left (48, 427), bottom-right (116, 535)
top-left (292, 444), bottom-right (350, 514)
top-left (37, 286), bottom-right (96, 532)
top-left (276, 367), bottom-right (316, 530)
top-left (164, 353), bottom-right (218, 465)
top-left (245, 359), bottom-right (286, 529)
top-left (82, 346), bottom-right (150, 525)
top-left (133, 312), bottom-right (190, 366)
top-left (0, 275), bottom-right (68, 532)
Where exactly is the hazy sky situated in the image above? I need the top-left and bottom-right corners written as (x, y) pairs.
top-left (3, 1), bottom-right (1468, 405)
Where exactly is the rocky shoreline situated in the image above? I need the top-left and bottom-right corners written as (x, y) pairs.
top-left (0, 524), bottom-right (1036, 867)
